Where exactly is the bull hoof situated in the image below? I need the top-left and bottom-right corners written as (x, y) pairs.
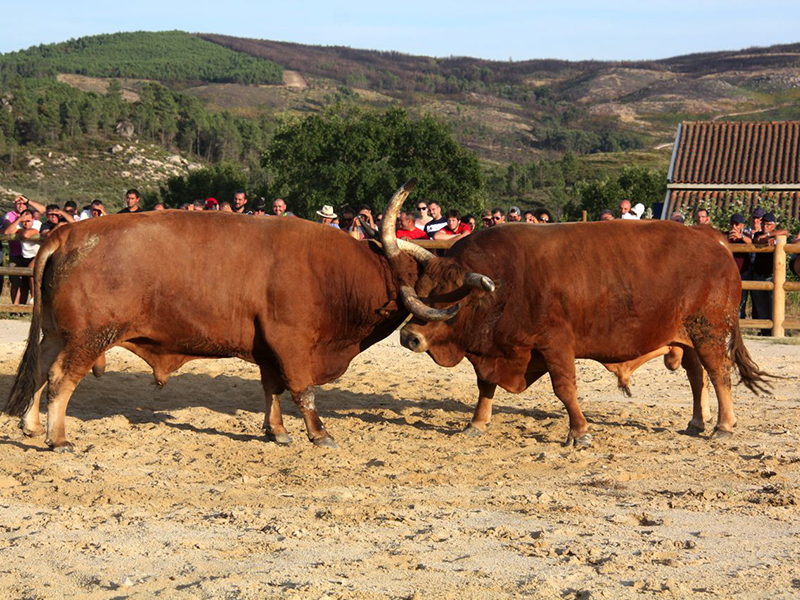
top-left (564, 432), bottom-right (593, 448)
top-left (19, 422), bottom-right (45, 438)
top-left (265, 431), bottom-right (293, 445)
top-left (712, 427), bottom-right (733, 440)
top-left (46, 440), bottom-right (74, 453)
top-left (312, 435), bottom-right (338, 449)
top-left (685, 421), bottom-right (705, 436)
top-left (462, 424), bottom-right (487, 437)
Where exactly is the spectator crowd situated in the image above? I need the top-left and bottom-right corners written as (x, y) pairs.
top-left (2, 190), bottom-right (797, 337)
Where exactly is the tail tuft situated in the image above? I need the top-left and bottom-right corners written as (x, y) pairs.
top-left (729, 322), bottom-right (774, 394)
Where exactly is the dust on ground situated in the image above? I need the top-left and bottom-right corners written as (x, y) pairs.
top-left (0, 322), bottom-right (798, 598)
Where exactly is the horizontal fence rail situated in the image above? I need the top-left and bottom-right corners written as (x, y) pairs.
top-left (1, 233), bottom-right (799, 335)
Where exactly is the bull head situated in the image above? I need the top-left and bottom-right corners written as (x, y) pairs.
top-left (381, 179), bottom-right (495, 323)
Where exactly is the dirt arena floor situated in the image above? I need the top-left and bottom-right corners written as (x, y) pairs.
top-left (0, 319), bottom-right (799, 598)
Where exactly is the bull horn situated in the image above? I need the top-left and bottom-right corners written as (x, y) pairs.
top-left (397, 239), bottom-right (436, 264)
top-left (381, 178), bottom-right (418, 259)
top-left (400, 286), bottom-right (460, 322)
top-left (464, 273), bottom-right (496, 293)
top-left (356, 215), bottom-right (379, 240)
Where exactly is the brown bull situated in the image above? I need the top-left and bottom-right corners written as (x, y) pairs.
top-left (381, 194), bottom-right (771, 446)
top-left (5, 185), bottom-right (427, 450)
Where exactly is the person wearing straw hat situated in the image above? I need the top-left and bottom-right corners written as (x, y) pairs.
top-left (316, 205), bottom-right (339, 228)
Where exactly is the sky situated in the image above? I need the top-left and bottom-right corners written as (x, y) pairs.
top-left (3, 0), bottom-right (799, 62)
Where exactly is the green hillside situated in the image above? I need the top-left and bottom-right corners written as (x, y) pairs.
top-left (0, 31), bottom-right (283, 84)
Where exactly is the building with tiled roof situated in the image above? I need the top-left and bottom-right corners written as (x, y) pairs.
top-left (662, 121), bottom-right (800, 220)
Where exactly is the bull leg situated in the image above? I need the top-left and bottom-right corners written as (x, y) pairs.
top-left (291, 389), bottom-right (337, 449)
top-left (603, 346), bottom-right (672, 396)
top-left (682, 348), bottom-right (711, 435)
top-left (542, 348), bottom-right (590, 446)
top-left (693, 341), bottom-right (737, 437)
top-left (20, 336), bottom-right (61, 438)
top-left (45, 349), bottom-right (97, 451)
top-left (464, 379), bottom-right (496, 436)
top-left (258, 366), bottom-right (291, 445)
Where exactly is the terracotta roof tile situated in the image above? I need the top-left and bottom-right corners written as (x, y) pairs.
top-left (672, 121), bottom-right (800, 184)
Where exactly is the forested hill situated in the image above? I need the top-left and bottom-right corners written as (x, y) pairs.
top-left (0, 31), bottom-right (283, 84)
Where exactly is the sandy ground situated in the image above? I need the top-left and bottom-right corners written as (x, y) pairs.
top-left (0, 320), bottom-right (799, 598)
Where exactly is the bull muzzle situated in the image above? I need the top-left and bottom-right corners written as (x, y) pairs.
top-left (400, 328), bottom-right (429, 353)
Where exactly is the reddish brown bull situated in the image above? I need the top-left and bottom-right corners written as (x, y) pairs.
top-left (5, 184), bottom-right (422, 450)
top-left (381, 194), bottom-right (770, 446)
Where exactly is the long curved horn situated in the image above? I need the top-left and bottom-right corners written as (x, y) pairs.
top-left (400, 286), bottom-right (460, 322)
top-left (381, 178), bottom-right (417, 259)
top-left (464, 273), bottom-right (496, 293)
top-left (397, 239), bottom-right (436, 264)
top-left (356, 215), bottom-right (379, 240)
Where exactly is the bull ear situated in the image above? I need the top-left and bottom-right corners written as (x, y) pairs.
top-left (400, 286), bottom-right (460, 322)
top-left (464, 273), bottom-right (495, 293)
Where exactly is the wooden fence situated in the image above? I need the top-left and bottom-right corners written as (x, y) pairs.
top-left (2, 233), bottom-right (799, 336)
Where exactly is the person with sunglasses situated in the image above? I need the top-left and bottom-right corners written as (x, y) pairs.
top-left (491, 207), bottom-right (505, 225)
top-left (414, 200), bottom-right (433, 230)
top-left (423, 201), bottom-right (448, 238)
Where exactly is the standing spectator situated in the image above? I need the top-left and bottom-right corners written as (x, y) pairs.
top-left (619, 199), bottom-right (632, 218)
top-left (741, 207), bottom-right (765, 317)
top-left (118, 188), bottom-right (144, 214)
top-left (480, 210), bottom-right (494, 228)
top-left (491, 207), bottom-right (506, 225)
top-left (252, 203), bottom-right (267, 216)
top-left (396, 211), bottom-right (427, 240)
top-left (3, 196), bottom-right (45, 300)
top-left (670, 212), bottom-right (685, 224)
top-left (751, 213), bottom-right (788, 335)
top-left (695, 208), bottom-right (711, 226)
top-left (205, 198), bottom-right (219, 211)
top-left (523, 210), bottom-right (539, 223)
top-left (727, 213), bottom-right (752, 318)
top-left (40, 204), bottom-right (74, 237)
top-left (272, 198), bottom-right (294, 217)
top-left (232, 190), bottom-right (248, 214)
top-left (220, 202), bottom-right (233, 212)
top-left (339, 207), bottom-right (356, 232)
top-left (507, 206), bottom-right (522, 222)
top-left (534, 208), bottom-right (553, 223)
top-left (316, 205), bottom-right (339, 228)
top-left (434, 209), bottom-right (472, 241)
top-left (3, 209), bottom-right (41, 304)
top-left (462, 214), bottom-right (476, 232)
top-left (80, 199), bottom-right (106, 219)
top-left (599, 209), bottom-right (614, 221)
top-left (423, 201), bottom-right (448, 238)
top-left (415, 200), bottom-right (433, 230)
top-left (63, 200), bottom-right (80, 221)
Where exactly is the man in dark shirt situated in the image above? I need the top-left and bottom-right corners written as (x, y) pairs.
top-left (40, 204), bottom-right (75, 237)
top-left (726, 213), bottom-right (752, 318)
top-left (118, 189), bottom-right (144, 214)
top-left (423, 201), bottom-right (447, 238)
top-left (751, 212), bottom-right (788, 335)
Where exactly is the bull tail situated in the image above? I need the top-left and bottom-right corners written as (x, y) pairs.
top-left (5, 237), bottom-right (59, 417)
top-left (728, 320), bottom-right (773, 394)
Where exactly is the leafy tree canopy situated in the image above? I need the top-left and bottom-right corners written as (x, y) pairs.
top-left (263, 106), bottom-right (485, 218)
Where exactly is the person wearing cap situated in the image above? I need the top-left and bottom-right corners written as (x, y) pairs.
top-left (745, 207), bottom-right (765, 238)
top-left (204, 197), bottom-right (219, 211)
top-left (726, 213), bottom-right (752, 318)
top-left (316, 205), bottom-right (339, 228)
top-left (480, 209), bottom-right (494, 228)
top-left (118, 189), bottom-right (144, 214)
top-left (751, 212), bottom-right (788, 335)
top-left (507, 206), bottom-right (522, 222)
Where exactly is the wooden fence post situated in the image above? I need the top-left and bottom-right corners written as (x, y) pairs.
top-left (772, 233), bottom-right (787, 337)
